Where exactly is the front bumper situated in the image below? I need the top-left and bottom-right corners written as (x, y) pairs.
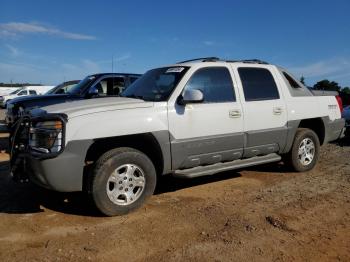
top-left (10, 113), bottom-right (92, 192)
top-left (12, 140), bottom-right (92, 192)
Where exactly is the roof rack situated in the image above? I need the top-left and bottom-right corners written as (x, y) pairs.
top-left (226, 59), bottom-right (269, 64)
top-left (177, 57), bottom-right (269, 65)
top-left (177, 57), bottom-right (220, 64)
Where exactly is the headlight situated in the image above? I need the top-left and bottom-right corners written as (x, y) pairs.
top-left (29, 120), bottom-right (63, 153)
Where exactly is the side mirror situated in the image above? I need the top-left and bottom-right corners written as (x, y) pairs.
top-left (178, 89), bottom-right (204, 105)
top-left (87, 87), bottom-right (99, 97)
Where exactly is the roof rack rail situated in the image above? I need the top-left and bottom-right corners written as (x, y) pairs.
top-left (226, 59), bottom-right (269, 64)
top-left (177, 57), bottom-right (220, 64)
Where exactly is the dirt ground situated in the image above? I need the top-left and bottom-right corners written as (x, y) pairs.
top-left (0, 109), bottom-right (349, 262)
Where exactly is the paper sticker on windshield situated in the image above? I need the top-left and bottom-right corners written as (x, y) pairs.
top-left (166, 67), bottom-right (185, 73)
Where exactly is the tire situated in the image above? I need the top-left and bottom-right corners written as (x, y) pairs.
top-left (286, 128), bottom-right (320, 172)
top-left (91, 147), bottom-right (156, 216)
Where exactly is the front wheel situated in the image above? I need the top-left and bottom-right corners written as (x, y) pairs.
top-left (286, 128), bottom-right (320, 172)
top-left (91, 147), bottom-right (156, 216)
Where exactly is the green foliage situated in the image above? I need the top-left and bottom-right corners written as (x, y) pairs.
top-left (313, 79), bottom-right (341, 91)
top-left (342, 87), bottom-right (350, 94)
top-left (300, 76), bottom-right (305, 85)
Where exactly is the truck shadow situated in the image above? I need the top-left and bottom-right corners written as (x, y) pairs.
top-left (0, 161), bottom-right (242, 217)
top-left (334, 136), bottom-right (350, 147)
top-left (155, 171), bottom-right (241, 194)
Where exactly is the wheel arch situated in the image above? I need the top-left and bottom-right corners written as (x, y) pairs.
top-left (282, 118), bottom-right (326, 154)
top-left (298, 118), bottom-right (326, 145)
top-left (83, 132), bottom-right (171, 192)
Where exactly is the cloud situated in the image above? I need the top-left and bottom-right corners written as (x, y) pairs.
top-left (5, 44), bottom-right (19, 56)
top-left (0, 62), bottom-right (47, 83)
top-left (115, 54), bottom-right (131, 62)
top-left (62, 59), bottom-right (101, 77)
top-left (203, 41), bottom-right (214, 46)
top-left (289, 58), bottom-right (350, 86)
top-left (0, 22), bottom-right (96, 40)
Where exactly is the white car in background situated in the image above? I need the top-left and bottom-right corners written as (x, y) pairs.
top-left (0, 86), bottom-right (54, 108)
top-left (0, 87), bottom-right (20, 96)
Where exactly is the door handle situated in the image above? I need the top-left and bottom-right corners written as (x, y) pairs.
top-left (229, 109), bottom-right (241, 118)
top-left (273, 107), bottom-right (283, 115)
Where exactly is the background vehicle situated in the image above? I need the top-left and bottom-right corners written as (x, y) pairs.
top-left (5, 73), bottom-right (141, 126)
top-left (10, 58), bottom-right (345, 216)
top-left (0, 87), bottom-right (20, 96)
top-left (45, 80), bottom-right (80, 95)
top-left (342, 105), bottom-right (350, 136)
top-left (0, 86), bottom-right (54, 108)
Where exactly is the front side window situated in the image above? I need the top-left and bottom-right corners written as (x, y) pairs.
top-left (184, 67), bottom-right (235, 103)
top-left (122, 67), bottom-right (189, 101)
top-left (91, 77), bottom-right (125, 96)
top-left (238, 67), bottom-right (279, 101)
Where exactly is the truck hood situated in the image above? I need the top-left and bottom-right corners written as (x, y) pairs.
top-left (36, 97), bottom-right (153, 119)
top-left (9, 94), bottom-right (71, 106)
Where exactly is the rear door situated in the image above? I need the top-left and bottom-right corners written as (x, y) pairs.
top-left (233, 65), bottom-right (288, 157)
top-left (168, 66), bottom-right (244, 169)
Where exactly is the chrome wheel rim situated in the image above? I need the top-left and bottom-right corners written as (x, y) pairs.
top-left (106, 164), bottom-right (145, 206)
top-left (298, 138), bottom-right (315, 166)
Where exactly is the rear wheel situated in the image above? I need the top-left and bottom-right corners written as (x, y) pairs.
top-left (91, 147), bottom-right (156, 216)
top-left (286, 128), bottom-right (320, 172)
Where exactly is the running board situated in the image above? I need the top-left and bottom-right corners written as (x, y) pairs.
top-left (173, 153), bottom-right (281, 178)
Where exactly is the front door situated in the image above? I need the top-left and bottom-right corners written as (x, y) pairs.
top-left (168, 66), bottom-right (244, 169)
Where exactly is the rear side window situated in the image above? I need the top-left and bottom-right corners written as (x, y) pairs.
top-left (238, 68), bottom-right (279, 101)
top-left (29, 90), bottom-right (37, 95)
top-left (283, 72), bottom-right (301, 88)
top-left (184, 67), bottom-right (235, 103)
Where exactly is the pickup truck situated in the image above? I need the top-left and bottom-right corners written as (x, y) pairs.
top-left (5, 73), bottom-right (141, 127)
top-left (10, 58), bottom-right (345, 216)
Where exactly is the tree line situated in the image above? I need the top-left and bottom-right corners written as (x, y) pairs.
top-left (304, 78), bottom-right (350, 94)
top-left (303, 78), bottom-right (350, 105)
top-left (0, 83), bottom-right (42, 87)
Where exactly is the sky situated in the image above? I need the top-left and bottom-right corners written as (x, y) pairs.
top-left (0, 0), bottom-right (349, 87)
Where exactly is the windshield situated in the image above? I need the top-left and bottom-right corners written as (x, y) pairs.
top-left (121, 67), bottom-right (189, 101)
top-left (9, 88), bottom-right (20, 95)
top-left (65, 75), bottom-right (97, 95)
top-left (46, 81), bottom-right (80, 94)
top-left (46, 86), bottom-right (57, 94)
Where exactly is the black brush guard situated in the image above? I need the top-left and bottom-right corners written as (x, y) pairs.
top-left (10, 116), bottom-right (32, 183)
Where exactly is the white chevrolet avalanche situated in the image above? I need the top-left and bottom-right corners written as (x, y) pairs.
top-left (10, 58), bottom-right (345, 216)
